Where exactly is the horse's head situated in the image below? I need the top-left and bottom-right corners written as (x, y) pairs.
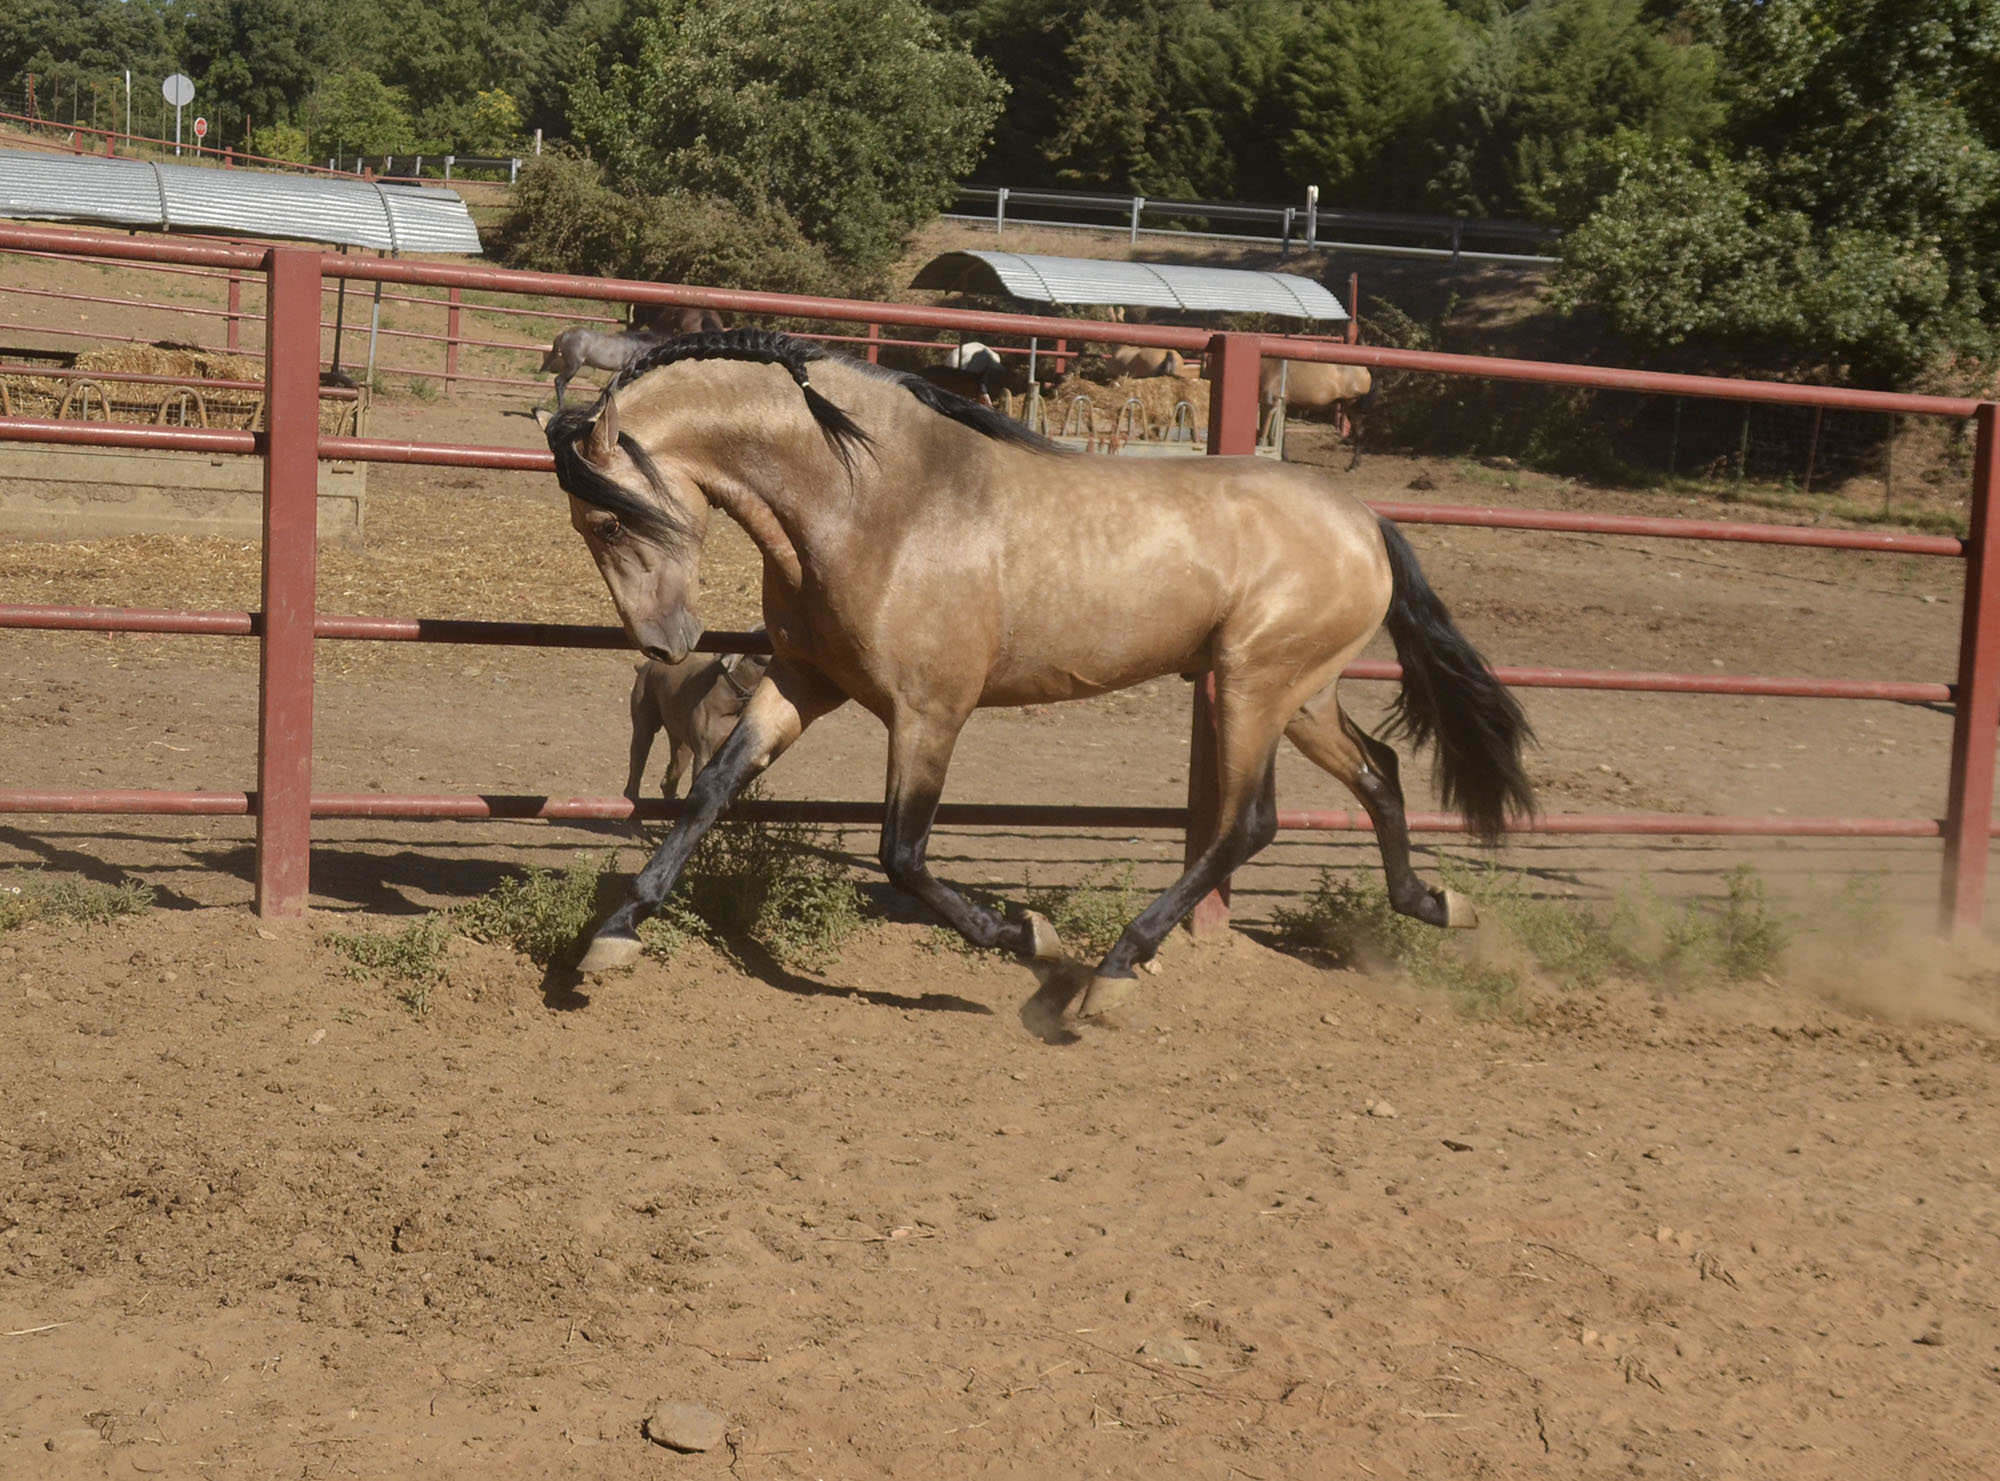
top-left (540, 393), bottom-right (711, 664)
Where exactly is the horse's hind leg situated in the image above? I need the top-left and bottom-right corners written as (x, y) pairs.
top-left (1285, 690), bottom-right (1472, 929)
top-left (580, 662), bottom-right (847, 972)
top-left (880, 713), bottom-right (1059, 959)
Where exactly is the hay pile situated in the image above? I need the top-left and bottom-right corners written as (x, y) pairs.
top-left (1040, 373), bottom-right (1209, 442)
top-left (0, 343), bottom-right (361, 435)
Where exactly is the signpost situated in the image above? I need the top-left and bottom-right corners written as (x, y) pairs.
top-left (161, 73), bottom-right (193, 156)
top-left (193, 116), bottom-right (207, 155)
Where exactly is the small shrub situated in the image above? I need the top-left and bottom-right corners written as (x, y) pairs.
top-left (669, 801), bottom-right (866, 971)
top-left (1023, 865), bottom-right (1142, 961)
top-left (456, 853), bottom-right (625, 969)
top-left (1273, 868), bottom-right (1519, 1016)
top-left (405, 376), bottom-right (440, 400)
top-left (0, 870), bottom-right (154, 933)
top-left (324, 913), bottom-right (453, 1015)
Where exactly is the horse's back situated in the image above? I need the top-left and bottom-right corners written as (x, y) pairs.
top-left (1260, 360), bottom-right (1371, 406)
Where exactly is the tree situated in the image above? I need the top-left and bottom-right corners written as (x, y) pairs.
top-left (1554, 0), bottom-right (2000, 385)
top-left (1280, 0), bottom-right (1462, 211)
top-left (182, 0), bottom-right (327, 147)
top-left (571, 0), bottom-right (1004, 278)
top-left (308, 67), bottom-right (415, 158)
top-left (1429, 0), bottom-right (1719, 219)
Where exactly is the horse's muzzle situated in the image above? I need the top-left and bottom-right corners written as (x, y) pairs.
top-left (635, 609), bottom-right (705, 668)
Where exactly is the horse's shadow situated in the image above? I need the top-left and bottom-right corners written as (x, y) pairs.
top-left (537, 935), bottom-right (997, 1018)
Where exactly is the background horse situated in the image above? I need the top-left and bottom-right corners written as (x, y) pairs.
top-left (542, 329), bottom-right (1532, 1015)
top-left (631, 304), bottom-right (730, 336)
top-left (919, 341), bottom-right (1005, 405)
top-left (625, 649), bottom-right (771, 808)
top-left (540, 327), bottom-right (663, 409)
top-left (1260, 359), bottom-right (1374, 468)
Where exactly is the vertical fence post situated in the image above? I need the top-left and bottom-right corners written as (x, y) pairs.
top-left (1940, 402), bottom-right (2000, 934)
top-left (255, 247), bottom-right (323, 918)
top-left (866, 321), bottom-right (880, 365)
top-left (226, 271), bottom-right (242, 351)
top-left (1182, 332), bottom-right (1264, 936)
top-left (445, 284), bottom-right (462, 393)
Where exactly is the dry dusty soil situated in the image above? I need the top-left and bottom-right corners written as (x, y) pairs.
top-left (3, 249), bottom-right (2000, 1478)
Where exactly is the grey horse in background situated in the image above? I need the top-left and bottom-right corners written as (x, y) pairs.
top-left (541, 327), bottom-right (665, 409)
top-left (624, 648), bottom-right (773, 812)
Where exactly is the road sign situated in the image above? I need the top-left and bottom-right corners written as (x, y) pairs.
top-left (161, 74), bottom-right (194, 107)
top-left (193, 116), bottom-right (208, 139)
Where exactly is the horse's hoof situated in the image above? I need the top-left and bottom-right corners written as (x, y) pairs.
top-left (1074, 972), bottom-right (1137, 1019)
top-left (1020, 910), bottom-right (1065, 961)
top-left (1442, 889), bottom-right (1478, 929)
top-left (577, 931), bottom-right (644, 973)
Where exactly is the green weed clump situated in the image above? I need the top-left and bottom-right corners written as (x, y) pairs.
top-left (1274, 862), bottom-right (1789, 1011)
top-left (666, 804), bottom-right (867, 971)
top-left (455, 852), bottom-right (625, 969)
top-left (0, 870), bottom-right (154, 934)
top-left (325, 914), bottom-right (454, 1016)
top-left (1023, 864), bottom-right (1142, 961)
top-left (1272, 870), bottom-right (1520, 1017)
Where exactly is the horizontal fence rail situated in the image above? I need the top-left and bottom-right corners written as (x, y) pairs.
top-left (0, 219), bottom-right (1994, 936)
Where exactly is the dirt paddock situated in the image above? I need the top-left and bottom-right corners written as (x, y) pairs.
top-left (4, 375), bottom-right (2000, 1478)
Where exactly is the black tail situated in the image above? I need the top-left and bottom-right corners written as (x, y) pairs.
top-left (1376, 517), bottom-right (1535, 842)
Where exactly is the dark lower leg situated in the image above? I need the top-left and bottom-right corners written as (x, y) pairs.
top-left (1349, 729), bottom-right (1451, 927)
top-left (595, 720), bottom-right (771, 942)
top-left (1096, 761), bottom-right (1280, 978)
top-left (880, 786), bottom-right (1041, 955)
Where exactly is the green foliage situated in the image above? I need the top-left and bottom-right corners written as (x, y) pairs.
top-left (1024, 864), bottom-right (1142, 961)
top-left (663, 802), bottom-right (867, 971)
top-left (1281, 0), bottom-right (1463, 211)
top-left (179, 0), bottom-right (328, 151)
top-left (324, 914), bottom-right (453, 1015)
top-left (251, 120), bottom-right (311, 163)
top-left (1554, 0), bottom-right (2000, 385)
top-left (456, 852), bottom-right (625, 969)
top-left (1275, 862), bottom-right (1788, 1008)
top-left (570, 0), bottom-right (1004, 278)
top-left (308, 66), bottom-right (415, 157)
top-left (0, 869), bottom-right (154, 934)
top-left (495, 152), bottom-right (847, 295)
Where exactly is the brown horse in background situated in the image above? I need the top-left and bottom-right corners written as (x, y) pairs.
top-left (632, 304), bottom-right (729, 336)
top-left (541, 329), bottom-right (1532, 1015)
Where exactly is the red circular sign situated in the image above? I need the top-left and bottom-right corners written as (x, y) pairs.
top-left (193, 116), bottom-right (208, 138)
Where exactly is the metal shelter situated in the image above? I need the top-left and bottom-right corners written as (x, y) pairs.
top-left (0, 147), bottom-right (482, 255)
top-left (911, 250), bottom-right (1348, 321)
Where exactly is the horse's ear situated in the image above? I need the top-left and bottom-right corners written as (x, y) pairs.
top-left (582, 395), bottom-right (621, 467)
top-left (531, 407), bottom-right (552, 430)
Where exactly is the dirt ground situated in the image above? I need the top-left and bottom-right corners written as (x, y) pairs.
top-left (4, 246), bottom-right (2000, 1478)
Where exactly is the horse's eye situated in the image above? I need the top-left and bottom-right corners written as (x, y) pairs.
top-left (599, 519), bottom-right (623, 543)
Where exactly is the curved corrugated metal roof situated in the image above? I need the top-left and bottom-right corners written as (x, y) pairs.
top-left (0, 147), bottom-right (481, 255)
top-left (911, 250), bottom-right (1347, 320)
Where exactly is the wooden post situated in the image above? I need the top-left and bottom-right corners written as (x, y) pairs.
top-left (1940, 402), bottom-right (2000, 934)
top-left (226, 272), bottom-right (242, 351)
top-left (1183, 331), bottom-right (1264, 936)
top-left (255, 248), bottom-right (323, 918)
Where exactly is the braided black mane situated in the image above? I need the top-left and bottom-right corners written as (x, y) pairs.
top-left (612, 327), bottom-right (1070, 461)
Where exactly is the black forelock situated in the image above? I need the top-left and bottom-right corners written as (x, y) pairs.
top-left (543, 402), bottom-right (698, 554)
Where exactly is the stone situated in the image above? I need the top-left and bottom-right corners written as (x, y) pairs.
top-left (645, 1400), bottom-right (727, 1452)
top-left (1139, 1337), bottom-right (1204, 1368)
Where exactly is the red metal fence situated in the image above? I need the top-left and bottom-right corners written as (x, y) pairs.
top-left (1, 222), bottom-right (1994, 935)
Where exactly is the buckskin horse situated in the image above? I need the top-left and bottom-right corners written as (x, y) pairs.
top-left (540, 329), bottom-right (1533, 1016)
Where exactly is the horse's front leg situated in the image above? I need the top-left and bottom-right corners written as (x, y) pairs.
top-left (880, 714), bottom-right (1063, 961)
top-left (579, 662), bottom-right (847, 972)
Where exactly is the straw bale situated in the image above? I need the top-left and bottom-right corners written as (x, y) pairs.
top-left (0, 342), bottom-right (361, 435)
top-left (1044, 374), bottom-right (1208, 441)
